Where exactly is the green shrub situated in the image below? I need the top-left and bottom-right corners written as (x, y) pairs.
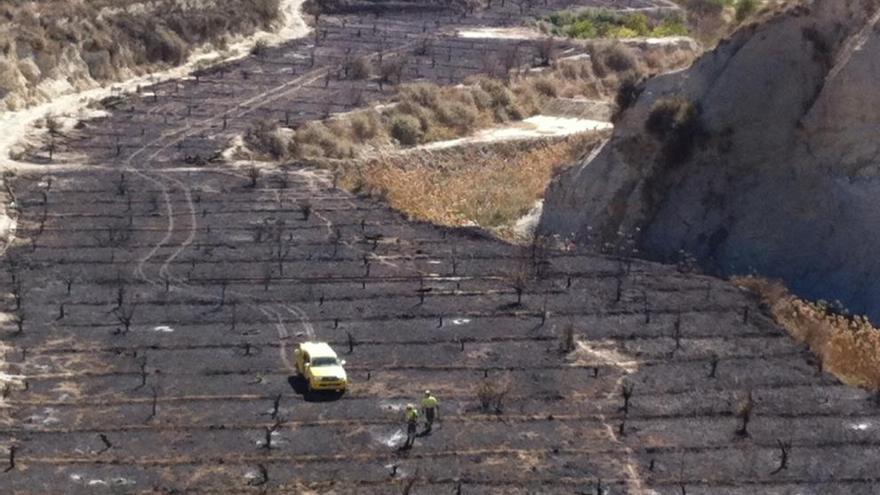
top-left (252, 0), bottom-right (281, 24)
top-left (251, 39), bottom-right (269, 57)
top-left (646, 98), bottom-right (690, 137)
top-left (436, 101), bottom-right (479, 134)
top-left (295, 143), bottom-right (325, 159)
top-left (245, 120), bottom-right (286, 159)
top-left (593, 43), bottom-right (639, 76)
top-left (623, 13), bottom-right (650, 35)
top-left (537, 37), bottom-right (557, 66)
top-left (295, 121), bottom-right (354, 159)
top-left (545, 8), bottom-right (687, 39)
top-left (398, 83), bottom-right (441, 109)
top-left (379, 58), bottom-right (406, 84)
top-left (607, 26), bottom-right (640, 39)
top-left (350, 111), bottom-right (381, 141)
top-left (512, 85), bottom-right (541, 117)
top-left (345, 56), bottom-right (372, 80)
top-left (548, 11), bottom-right (574, 26)
top-left (645, 96), bottom-right (704, 166)
top-left (531, 76), bottom-right (560, 98)
top-left (735, 0), bottom-right (758, 22)
top-left (651, 19), bottom-right (690, 37)
top-left (684, 0), bottom-right (728, 17)
top-left (477, 78), bottom-right (522, 121)
top-left (614, 72), bottom-right (644, 119)
top-left (393, 100), bottom-right (433, 132)
top-left (565, 19), bottom-right (598, 38)
top-left (390, 114), bottom-right (423, 145)
top-left (469, 85), bottom-right (493, 112)
top-left (142, 24), bottom-right (188, 64)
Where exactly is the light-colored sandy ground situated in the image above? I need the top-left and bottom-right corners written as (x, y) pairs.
top-left (511, 200), bottom-right (544, 242)
top-left (456, 27), bottom-right (546, 40)
top-left (416, 115), bottom-right (612, 151)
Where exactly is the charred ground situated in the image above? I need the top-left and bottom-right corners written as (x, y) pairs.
top-left (2, 1), bottom-right (879, 494)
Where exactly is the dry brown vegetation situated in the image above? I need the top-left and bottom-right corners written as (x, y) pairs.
top-left (475, 374), bottom-right (512, 414)
top-left (234, 34), bottom-right (696, 234)
top-left (0, 0), bottom-right (281, 109)
top-left (236, 40), bottom-right (686, 233)
top-left (734, 276), bottom-right (880, 390)
top-left (337, 134), bottom-right (607, 235)
top-left (264, 77), bottom-right (541, 160)
top-left (246, 43), bottom-right (671, 161)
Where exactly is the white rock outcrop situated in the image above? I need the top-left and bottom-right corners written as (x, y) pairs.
top-left (539, 0), bottom-right (880, 319)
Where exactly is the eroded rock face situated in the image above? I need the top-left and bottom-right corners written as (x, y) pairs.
top-left (539, 0), bottom-right (880, 319)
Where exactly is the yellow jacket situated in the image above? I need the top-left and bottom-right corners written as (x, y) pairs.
top-left (405, 409), bottom-right (419, 423)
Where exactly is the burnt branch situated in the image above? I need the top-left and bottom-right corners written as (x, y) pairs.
top-left (735, 391), bottom-right (754, 438)
top-left (770, 439), bottom-right (791, 475)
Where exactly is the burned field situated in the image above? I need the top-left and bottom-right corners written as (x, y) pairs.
top-left (3, 1), bottom-right (880, 494)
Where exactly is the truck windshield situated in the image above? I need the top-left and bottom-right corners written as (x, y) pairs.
top-left (311, 357), bottom-right (338, 367)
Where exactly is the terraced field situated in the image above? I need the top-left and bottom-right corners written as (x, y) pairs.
top-left (2, 1), bottom-right (880, 493)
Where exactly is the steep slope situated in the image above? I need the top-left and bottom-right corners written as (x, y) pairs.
top-left (0, 0), bottom-right (287, 111)
top-left (539, 0), bottom-right (880, 320)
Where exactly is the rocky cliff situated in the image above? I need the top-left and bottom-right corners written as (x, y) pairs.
top-left (539, 0), bottom-right (880, 319)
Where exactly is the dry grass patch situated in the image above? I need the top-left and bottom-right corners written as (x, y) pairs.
top-left (475, 374), bottom-right (512, 414)
top-left (338, 133), bottom-right (606, 235)
top-left (734, 276), bottom-right (880, 390)
top-left (246, 38), bottom-right (695, 160)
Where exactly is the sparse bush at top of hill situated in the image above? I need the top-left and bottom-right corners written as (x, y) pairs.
top-left (645, 97), bottom-right (699, 139)
top-left (645, 96), bottom-right (705, 166)
top-left (734, 0), bottom-right (760, 22)
top-left (674, 0), bottom-right (780, 44)
top-left (540, 8), bottom-right (689, 39)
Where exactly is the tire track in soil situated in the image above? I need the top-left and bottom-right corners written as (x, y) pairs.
top-left (124, 66), bottom-right (334, 287)
top-left (574, 341), bottom-right (652, 494)
top-left (121, 36), bottom-right (420, 272)
top-left (116, 40), bottom-right (419, 377)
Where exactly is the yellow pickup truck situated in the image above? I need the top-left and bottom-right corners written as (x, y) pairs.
top-left (293, 342), bottom-right (348, 393)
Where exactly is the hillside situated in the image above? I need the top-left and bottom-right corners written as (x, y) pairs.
top-left (3, 0), bottom-right (880, 493)
top-left (0, 0), bottom-right (284, 111)
top-left (539, 0), bottom-right (880, 320)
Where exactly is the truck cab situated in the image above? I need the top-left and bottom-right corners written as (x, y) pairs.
top-left (293, 342), bottom-right (348, 393)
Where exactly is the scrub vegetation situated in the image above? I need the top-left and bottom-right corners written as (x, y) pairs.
top-left (243, 41), bottom-right (679, 161)
top-left (540, 9), bottom-right (689, 39)
top-left (0, 0), bottom-right (281, 110)
top-left (542, 2), bottom-right (774, 45)
top-left (673, 0), bottom-right (774, 43)
top-left (338, 133), bottom-right (606, 236)
top-left (734, 276), bottom-right (880, 390)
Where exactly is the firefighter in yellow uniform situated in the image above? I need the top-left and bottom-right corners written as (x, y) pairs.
top-left (403, 404), bottom-right (419, 449)
top-left (421, 390), bottom-right (439, 433)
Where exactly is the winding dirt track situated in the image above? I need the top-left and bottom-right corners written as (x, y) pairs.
top-left (2, 1), bottom-right (880, 494)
